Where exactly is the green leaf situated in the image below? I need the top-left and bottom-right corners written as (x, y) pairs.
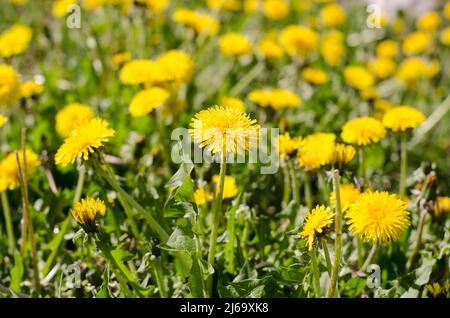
top-left (10, 253), bottom-right (24, 292)
top-left (218, 276), bottom-right (277, 298)
top-left (96, 267), bottom-right (111, 298)
top-left (165, 227), bottom-right (197, 256)
top-left (166, 161), bottom-right (194, 189)
top-left (365, 144), bottom-right (385, 169)
top-left (414, 254), bottom-right (436, 286)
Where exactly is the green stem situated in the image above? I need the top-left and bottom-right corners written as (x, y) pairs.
top-left (361, 244), bottom-right (378, 272)
top-left (358, 147), bottom-right (365, 187)
top-left (321, 238), bottom-right (333, 277)
top-left (229, 61), bottom-right (265, 97)
top-left (151, 257), bottom-right (167, 298)
top-left (310, 248), bottom-right (321, 298)
top-left (288, 160), bottom-right (300, 205)
top-left (357, 238), bottom-right (363, 268)
top-left (400, 133), bottom-right (408, 199)
top-left (304, 171), bottom-right (313, 210)
top-left (282, 162), bottom-right (291, 208)
top-left (207, 149), bottom-right (227, 297)
top-left (327, 169), bottom-right (342, 298)
top-left (1, 191), bottom-right (15, 255)
top-left (73, 164), bottom-right (86, 204)
top-left (406, 209), bottom-right (427, 271)
top-left (318, 170), bottom-right (329, 203)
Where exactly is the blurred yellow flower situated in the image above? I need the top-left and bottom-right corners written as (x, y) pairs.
top-left (0, 24), bottom-right (32, 58)
top-left (53, 0), bottom-right (77, 17)
top-left (56, 103), bottom-right (95, 137)
top-left (82, 0), bottom-right (105, 10)
top-left (156, 50), bottom-right (194, 83)
top-left (434, 196), bottom-right (450, 217)
top-left (396, 57), bottom-right (437, 85)
top-left (194, 187), bottom-right (212, 206)
top-left (213, 175), bottom-right (238, 199)
top-left (321, 31), bottom-right (345, 66)
top-left (376, 40), bottom-right (399, 59)
top-left (219, 33), bottom-right (252, 57)
top-left (207, 0), bottom-right (241, 11)
top-left (0, 149), bottom-right (40, 192)
top-left (142, 0), bottom-right (169, 13)
top-left (129, 87), bottom-right (169, 117)
top-left (189, 106), bottom-right (260, 155)
top-left (71, 197), bottom-right (106, 233)
top-left (330, 183), bottom-right (360, 212)
top-left (302, 67), bottom-right (329, 85)
top-left (55, 118), bottom-right (115, 167)
top-left (374, 99), bottom-right (394, 119)
top-left (0, 64), bottom-right (20, 106)
top-left (298, 133), bottom-right (336, 169)
top-left (244, 0), bottom-right (261, 13)
top-left (112, 52), bottom-right (131, 66)
top-left (319, 3), bottom-right (346, 27)
top-left (279, 25), bottom-right (318, 57)
top-left (120, 59), bottom-right (162, 85)
top-left (299, 205), bottom-right (334, 251)
top-left (341, 117), bottom-right (386, 146)
top-left (221, 97), bottom-right (245, 112)
top-left (368, 58), bottom-right (396, 79)
top-left (263, 0), bottom-right (290, 21)
top-left (0, 114), bottom-right (7, 128)
top-left (249, 88), bottom-right (301, 110)
top-left (445, 2), bottom-right (450, 20)
top-left (278, 132), bottom-right (302, 160)
top-left (257, 38), bottom-right (284, 60)
top-left (440, 27), bottom-right (450, 46)
top-left (20, 80), bottom-right (44, 98)
top-left (382, 105), bottom-right (425, 132)
top-left (346, 191), bottom-right (409, 243)
top-left (402, 31), bottom-right (432, 55)
top-left (173, 9), bottom-right (220, 36)
top-left (416, 11), bottom-right (441, 32)
top-left (344, 66), bottom-right (374, 90)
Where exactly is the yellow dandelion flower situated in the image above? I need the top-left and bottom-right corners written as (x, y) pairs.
top-left (213, 175), bottom-right (238, 199)
top-left (279, 25), bottom-right (318, 57)
top-left (440, 27), bottom-right (450, 46)
top-left (278, 132), bottom-right (302, 160)
top-left (446, 2), bottom-right (450, 20)
top-left (360, 87), bottom-right (378, 101)
top-left (189, 106), bottom-right (260, 155)
top-left (302, 67), bottom-right (329, 85)
top-left (382, 105), bottom-right (426, 132)
top-left (299, 205), bottom-right (334, 251)
top-left (129, 87), bottom-right (169, 117)
top-left (172, 9), bottom-right (220, 36)
top-left (320, 3), bottom-right (346, 27)
top-left (221, 96), bottom-right (245, 112)
top-left (368, 58), bottom-right (396, 79)
top-left (402, 31), bottom-right (432, 55)
top-left (0, 64), bottom-right (20, 106)
top-left (263, 0), bottom-right (290, 21)
top-left (298, 133), bottom-right (336, 170)
top-left (70, 197), bottom-right (106, 233)
top-left (194, 187), bottom-right (212, 206)
top-left (119, 59), bottom-right (165, 85)
top-left (20, 80), bottom-right (44, 98)
top-left (257, 38), bottom-right (284, 60)
top-left (244, 0), bottom-right (261, 13)
top-left (330, 143), bottom-right (356, 167)
top-left (0, 114), bottom-right (7, 128)
top-left (0, 149), bottom-right (40, 192)
top-left (0, 24), bottom-right (32, 58)
top-left (55, 103), bottom-right (95, 138)
top-left (207, 0), bottom-right (241, 11)
top-left (416, 11), bottom-right (441, 32)
top-left (321, 31), bottom-right (345, 67)
top-left (396, 57), bottom-right (435, 85)
top-left (346, 191), bottom-right (410, 243)
top-left (434, 196), bottom-right (450, 217)
top-left (330, 183), bottom-right (361, 212)
top-left (219, 33), bottom-right (252, 57)
top-left (112, 52), bottom-right (131, 67)
top-left (248, 88), bottom-right (301, 110)
top-left (344, 66), bottom-right (374, 90)
top-left (156, 50), bottom-right (194, 83)
top-left (82, 0), bottom-right (105, 10)
top-left (55, 118), bottom-right (115, 167)
top-left (143, 0), bottom-right (169, 13)
top-left (376, 40), bottom-right (399, 59)
top-left (53, 0), bottom-right (77, 17)
top-left (341, 117), bottom-right (386, 146)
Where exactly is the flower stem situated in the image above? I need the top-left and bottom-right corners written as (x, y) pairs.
top-left (399, 133), bottom-right (408, 199)
top-left (229, 61), bottom-right (265, 97)
top-left (357, 238), bottom-right (363, 268)
top-left (282, 162), bottom-right (291, 208)
top-left (207, 149), bottom-right (227, 297)
top-left (73, 164), bottom-right (86, 204)
top-left (321, 238), bottom-right (332, 277)
top-left (1, 191), bottom-right (15, 255)
top-left (327, 169), bottom-right (342, 298)
top-left (361, 244), bottom-right (378, 272)
top-left (304, 171), bottom-right (313, 210)
top-left (358, 147), bottom-right (365, 187)
top-left (288, 159), bottom-right (300, 205)
top-left (318, 170), bottom-right (329, 203)
top-left (310, 248), bottom-right (321, 298)
top-left (406, 209), bottom-right (427, 271)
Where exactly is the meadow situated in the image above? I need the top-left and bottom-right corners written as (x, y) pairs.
top-left (0, 0), bottom-right (449, 298)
